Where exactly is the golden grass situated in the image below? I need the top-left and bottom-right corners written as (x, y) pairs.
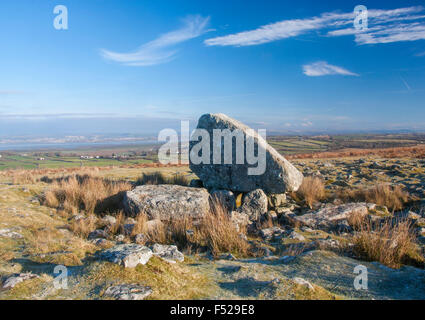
top-left (294, 176), bottom-right (326, 208)
top-left (136, 171), bottom-right (189, 186)
top-left (42, 174), bottom-right (132, 214)
top-left (352, 218), bottom-right (424, 269)
top-left (338, 184), bottom-right (411, 212)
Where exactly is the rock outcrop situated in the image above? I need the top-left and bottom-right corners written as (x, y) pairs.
top-left (123, 185), bottom-right (211, 219)
top-left (189, 113), bottom-right (303, 193)
top-left (97, 244), bottom-right (153, 268)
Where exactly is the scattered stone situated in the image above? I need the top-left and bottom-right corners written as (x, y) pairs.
top-left (103, 284), bottom-right (152, 300)
top-left (123, 184), bottom-right (211, 219)
top-left (0, 228), bottom-right (23, 239)
top-left (267, 193), bottom-right (286, 208)
top-left (151, 244), bottom-right (184, 263)
top-left (2, 273), bottom-right (38, 289)
top-left (115, 234), bottom-right (125, 242)
top-left (237, 189), bottom-right (268, 221)
top-left (189, 113), bottom-right (304, 193)
top-left (294, 203), bottom-right (369, 231)
top-left (293, 277), bottom-right (314, 291)
top-left (218, 253), bottom-right (237, 261)
top-left (88, 229), bottom-right (108, 240)
top-left (97, 244), bottom-right (153, 268)
top-left (260, 227), bottom-right (285, 241)
top-left (287, 231), bottom-right (305, 241)
top-left (90, 238), bottom-right (111, 247)
top-left (134, 234), bottom-right (147, 245)
top-left (102, 215), bottom-right (117, 225)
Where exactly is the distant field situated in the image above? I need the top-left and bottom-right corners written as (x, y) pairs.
top-left (0, 133), bottom-right (424, 170)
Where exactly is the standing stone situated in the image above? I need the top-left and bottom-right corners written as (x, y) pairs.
top-left (189, 113), bottom-right (303, 193)
top-left (123, 185), bottom-right (211, 219)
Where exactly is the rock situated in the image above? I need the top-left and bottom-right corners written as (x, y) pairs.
top-left (122, 224), bottom-right (135, 236)
top-left (189, 113), bottom-right (303, 193)
top-left (293, 277), bottom-right (314, 291)
top-left (260, 227), bottom-right (285, 241)
top-left (123, 185), bottom-right (211, 219)
top-left (263, 211), bottom-right (278, 224)
top-left (2, 273), bottom-right (38, 289)
top-left (407, 211), bottom-right (421, 220)
top-left (90, 238), bottom-right (111, 247)
top-left (210, 189), bottom-right (235, 212)
top-left (104, 284), bottom-right (152, 300)
top-left (287, 231), bottom-right (305, 241)
top-left (97, 244), bottom-right (153, 268)
top-left (151, 244), bottom-right (184, 263)
top-left (115, 234), bottom-right (125, 242)
top-left (294, 203), bottom-right (368, 232)
top-left (237, 189), bottom-right (268, 221)
top-left (267, 193), bottom-right (286, 208)
top-left (0, 228), bottom-right (23, 239)
top-left (88, 229), bottom-right (108, 240)
top-left (218, 253), bottom-right (237, 261)
top-left (102, 215), bottom-right (117, 225)
top-left (134, 234), bottom-right (147, 245)
top-left (229, 211), bottom-right (251, 231)
top-left (189, 179), bottom-right (203, 188)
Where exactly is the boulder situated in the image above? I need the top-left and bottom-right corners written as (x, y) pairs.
top-left (189, 113), bottom-right (303, 193)
top-left (151, 244), bottom-right (184, 263)
top-left (237, 189), bottom-right (268, 221)
top-left (104, 284), bottom-right (152, 300)
top-left (294, 203), bottom-right (369, 232)
top-left (97, 244), bottom-right (153, 268)
top-left (267, 193), bottom-right (287, 208)
top-left (123, 185), bottom-right (211, 219)
top-left (210, 189), bottom-right (236, 212)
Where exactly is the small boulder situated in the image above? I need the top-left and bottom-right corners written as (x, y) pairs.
top-left (2, 273), bottom-right (38, 289)
top-left (97, 244), bottom-right (153, 268)
top-left (267, 193), bottom-right (286, 208)
top-left (237, 189), bottom-right (268, 221)
top-left (151, 244), bottom-right (184, 263)
top-left (104, 284), bottom-right (152, 300)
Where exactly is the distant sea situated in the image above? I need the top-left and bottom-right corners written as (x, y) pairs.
top-left (0, 140), bottom-right (158, 151)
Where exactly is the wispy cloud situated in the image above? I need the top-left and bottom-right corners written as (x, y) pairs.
top-left (400, 76), bottom-right (412, 91)
top-left (302, 61), bottom-right (359, 77)
top-left (101, 15), bottom-right (210, 66)
top-left (205, 6), bottom-right (425, 47)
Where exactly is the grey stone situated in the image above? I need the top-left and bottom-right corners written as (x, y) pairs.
top-left (102, 215), bottom-right (117, 225)
top-left (294, 203), bottom-right (368, 231)
top-left (123, 184), bottom-right (211, 219)
top-left (189, 113), bottom-right (303, 193)
top-left (267, 193), bottom-right (287, 208)
top-left (88, 229), bottom-right (108, 240)
top-left (210, 189), bottom-right (236, 212)
top-left (237, 189), bottom-right (268, 221)
top-left (151, 244), bottom-right (184, 263)
top-left (260, 227), bottom-right (285, 241)
top-left (104, 284), bottom-right (152, 300)
top-left (134, 234), bottom-right (147, 245)
top-left (97, 244), bottom-right (153, 268)
top-left (0, 228), bottom-right (23, 239)
top-left (287, 231), bottom-right (305, 241)
top-left (293, 277), bottom-right (314, 291)
top-left (2, 273), bottom-right (38, 289)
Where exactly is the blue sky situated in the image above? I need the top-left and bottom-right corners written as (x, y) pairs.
top-left (0, 0), bottom-right (425, 137)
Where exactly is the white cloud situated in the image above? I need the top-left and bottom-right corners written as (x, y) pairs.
top-left (101, 15), bottom-right (210, 66)
top-left (302, 61), bottom-right (359, 77)
top-left (205, 6), bottom-right (425, 47)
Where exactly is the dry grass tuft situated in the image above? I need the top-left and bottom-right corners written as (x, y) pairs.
top-left (338, 184), bottom-right (411, 212)
top-left (294, 176), bottom-right (326, 208)
top-left (136, 171), bottom-right (189, 186)
top-left (352, 218), bottom-right (424, 269)
top-left (68, 215), bottom-right (98, 238)
top-left (42, 174), bottom-right (132, 214)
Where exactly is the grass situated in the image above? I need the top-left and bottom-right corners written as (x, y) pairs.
top-left (42, 174), bottom-right (132, 214)
top-left (136, 171), bottom-right (190, 186)
top-left (293, 176), bottom-right (326, 208)
top-left (351, 217), bottom-right (424, 269)
top-left (337, 183), bottom-right (411, 212)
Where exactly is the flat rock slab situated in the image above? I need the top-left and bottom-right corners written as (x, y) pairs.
top-left (294, 203), bottom-right (369, 231)
top-left (2, 273), bottom-right (38, 289)
top-left (189, 113), bottom-right (303, 193)
top-left (104, 284), bottom-right (152, 300)
top-left (0, 228), bottom-right (23, 239)
top-left (152, 244), bottom-right (184, 263)
top-left (123, 185), bottom-right (211, 219)
top-left (97, 244), bottom-right (153, 268)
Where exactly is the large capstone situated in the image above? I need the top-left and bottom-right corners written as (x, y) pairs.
top-left (189, 113), bottom-right (303, 193)
top-left (123, 184), bottom-right (211, 219)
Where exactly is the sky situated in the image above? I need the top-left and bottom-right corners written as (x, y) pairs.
top-left (0, 0), bottom-right (425, 138)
